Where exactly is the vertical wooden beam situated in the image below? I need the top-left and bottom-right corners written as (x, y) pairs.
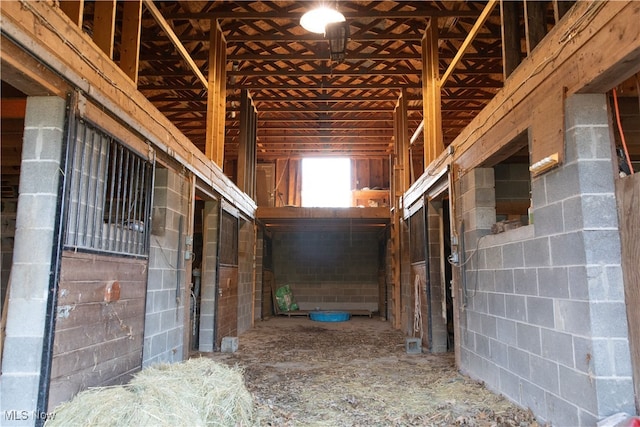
top-left (553, 0), bottom-right (574, 23)
top-left (524, 0), bottom-right (547, 54)
top-left (59, 1), bottom-right (84, 26)
top-left (206, 20), bottom-right (227, 166)
top-left (93, 0), bottom-right (116, 58)
top-left (119, 0), bottom-right (142, 84)
top-left (421, 19), bottom-right (443, 169)
top-left (237, 89), bottom-right (257, 200)
top-left (500, 0), bottom-right (523, 79)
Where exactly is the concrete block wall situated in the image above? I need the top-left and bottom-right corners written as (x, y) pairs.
top-left (457, 94), bottom-right (635, 426)
top-left (198, 200), bottom-right (219, 352)
top-left (142, 169), bottom-right (190, 366)
top-left (1, 97), bottom-right (66, 425)
top-left (237, 219), bottom-right (254, 334)
top-left (273, 230), bottom-right (379, 311)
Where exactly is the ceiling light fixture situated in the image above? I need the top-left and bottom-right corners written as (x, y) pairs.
top-left (325, 21), bottom-right (349, 63)
top-left (300, 6), bottom-right (345, 34)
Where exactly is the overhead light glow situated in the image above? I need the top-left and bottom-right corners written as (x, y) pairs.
top-left (300, 7), bottom-right (345, 34)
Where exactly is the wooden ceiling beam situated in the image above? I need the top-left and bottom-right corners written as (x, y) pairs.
top-left (162, 10), bottom-right (483, 20)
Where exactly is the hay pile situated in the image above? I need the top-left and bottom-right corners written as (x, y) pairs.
top-left (46, 358), bottom-right (253, 427)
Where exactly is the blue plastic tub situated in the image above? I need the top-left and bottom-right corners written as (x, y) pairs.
top-left (309, 311), bottom-right (351, 322)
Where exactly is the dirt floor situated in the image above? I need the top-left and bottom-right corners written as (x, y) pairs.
top-left (200, 316), bottom-right (542, 427)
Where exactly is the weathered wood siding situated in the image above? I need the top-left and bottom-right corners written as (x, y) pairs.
top-left (616, 173), bottom-right (640, 412)
top-left (216, 266), bottom-right (238, 348)
top-left (49, 252), bottom-right (147, 409)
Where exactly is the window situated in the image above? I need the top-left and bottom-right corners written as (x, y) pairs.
top-left (64, 119), bottom-right (153, 256)
top-left (301, 157), bottom-right (351, 207)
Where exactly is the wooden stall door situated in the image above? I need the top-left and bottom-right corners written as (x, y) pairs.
top-left (216, 209), bottom-right (238, 349)
top-left (616, 173), bottom-right (640, 412)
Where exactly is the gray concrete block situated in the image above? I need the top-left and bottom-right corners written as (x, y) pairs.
top-left (555, 299), bottom-right (591, 336)
top-left (520, 380), bottom-right (547, 421)
top-left (502, 242), bottom-right (524, 268)
top-left (499, 368), bottom-right (522, 403)
top-left (13, 194), bottom-right (58, 229)
top-left (590, 302), bottom-right (629, 338)
top-left (222, 336), bottom-right (239, 353)
top-left (5, 266), bottom-right (51, 300)
top-left (475, 333), bottom-right (490, 358)
top-left (478, 269), bottom-right (495, 292)
top-left (545, 163), bottom-right (580, 204)
top-left (497, 318), bottom-right (517, 343)
top-left (4, 298), bottom-right (47, 337)
top-left (144, 312), bottom-right (162, 336)
top-left (487, 293), bottom-right (506, 317)
top-left (544, 391), bottom-right (579, 427)
top-left (524, 237), bottom-right (549, 267)
top-left (514, 268), bottom-right (538, 296)
top-left (562, 196), bottom-right (584, 232)
top-left (564, 94), bottom-right (608, 130)
top-left (21, 127), bottom-right (64, 161)
top-left (538, 267), bottom-right (569, 298)
top-left (1, 336), bottom-right (43, 373)
top-left (505, 294), bottom-right (527, 322)
top-left (559, 365), bottom-right (597, 411)
top-left (583, 230), bottom-right (622, 265)
top-left (613, 339), bottom-right (633, 377)
top-left (595, 378), bottom-right (636, 415)
top-left (18, 160), bottom-right (61, 195)
top-left (0, 373), bottom-right (40, 424)
top-left (529, 354), bottom-right (559, 394)
top-left (565, 125), bottom-right (613, 164)
top-left (489, 338), bottom-right (509, 367)
top-left (473, 291), bottom-right (489, 314)
top-left (12, 228), bottom-right (54, 265)
top-left (481, 314), bottom-right (497, 339)
top-left (24, 96), bottom-right (66, 128)
top-left (531, 178), bottom-right (547, 210)
top-left (508, 346), bottom-right (531, 379)
top-left (527, 296), bottom-right (555, 328)
top-left (541, 329), bottom-right (575, 367)
top-left (484, 246), bottom-right (502, 269)
top-left (577, 160), bottom-right (615, 194)
top-left (578, 409), bottom-right (599, 427)
top-left (533, 202), bottom-right (564, 236)
top-left (494, 269), bottom-right (515, 293)
top-left (550, 232), bottom-right (586, 266)
top-left (568, 266), bottom-right (590, 300)
top-left (149, 332), bottom-right (168, 358)
top-left (605, 266), bottom-right (625, 301)
top-left (580, 194), bottom-right (618, 229)
top-left (517, 323), bottom-right (542, 355)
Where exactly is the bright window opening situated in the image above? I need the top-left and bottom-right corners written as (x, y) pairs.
top-left (301, 158), bottom-right (351, 207)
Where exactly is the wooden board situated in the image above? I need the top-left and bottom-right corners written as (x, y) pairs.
top-left (216, 266), bottom-right (238, 349)
top-left (49, 251), bottom-right (147, 408)
top-left (615, 173), bottom-right (640, 412)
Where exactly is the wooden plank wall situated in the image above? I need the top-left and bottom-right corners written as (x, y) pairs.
top-left (616, 173), bottom-right (640, 412)
top-left (49, 252), bottom-right (147, 409)
top-left (351, 158), bottom-right (389, 190)
top-left (216, 266), bottom-right (238, 349)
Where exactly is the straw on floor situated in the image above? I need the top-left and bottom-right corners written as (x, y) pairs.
top-left (46, 358), bottom-right (253, 427)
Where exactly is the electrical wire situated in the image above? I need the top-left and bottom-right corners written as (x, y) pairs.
top-left (612, 88), bottom-right (635, 175)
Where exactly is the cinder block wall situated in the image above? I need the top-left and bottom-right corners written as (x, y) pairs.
top-left (142, 169), bottom-right (190, 366)
top-left (457, 94), bottom-right (634, 426)
top-left (273, 230), bottom-right (379, 311)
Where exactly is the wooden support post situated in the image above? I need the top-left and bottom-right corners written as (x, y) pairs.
top-left (120, 0), bottom-right (142, 84)
top-left (93, 0), bottom-right (116, 58)
top-left (59, 1), bottom-right (84, 26)
top-left (421, 19), bottom-right (444, 169)
top-left (500, 0), bottom-right (523, 79)
top-left (524, 0), bottom-right (547, 54)
top-left (553, 0), bottom-right (574, 23)
top-left (238, 89), bottom-right (257, 199)
top-left (206, 20), bottom-right (227, 167)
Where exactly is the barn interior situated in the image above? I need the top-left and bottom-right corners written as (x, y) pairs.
top-left (1, 1), bottom-right (639, 426)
